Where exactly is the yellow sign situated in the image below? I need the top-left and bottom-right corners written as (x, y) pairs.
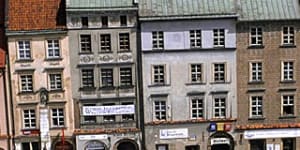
top-left (217, 123), bottom-right (225, 131)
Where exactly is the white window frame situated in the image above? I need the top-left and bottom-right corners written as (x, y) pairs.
top-left (23, 109), bottom-right (36, 129)
top-left (47, 39), bottom-right (60, 58)
top-left (282, 26), bottom-right (295, 45)
top-left (281, 61), bottom-right (294, 81)
top-left (213, 63), bottom-right (226, 82)
top-left (250, 27), bottom-right (263, 46)
top-left (154, 100), bottom-right (167, 121)
top-left (282, 95), bottom-right (295, 116)
top-left (81, 69), bottom-right (94, 88)
top-left (249, 61), bottom-right (262, 82)
top-left (190, 96), bottom-right (204, 119)
top-left (213, 96), bottom-right (226, 118)
top-left (49, 73), bottom-right (62, 91)
top-left (213, 29), bottom-right (225, 47)
top-left (17, 40), bottom-right (31, 60)
top-left (152, 31), bottom-right (164, 49)
top-left (190, 64), bottom-right (203, 83)
top-left (80, 34), bottom-right (92, 52)
top-left (20, 74), bottom-right (33, 92)
top-left (190, 30), bottom-right (201, 48)
top-left (100, 34), bottom-right (111, 52)
top-left (250, 95), bottom-right (263, 117)
top-left (152, 65), bottom-right (165, 85)
top-left (119, 33), bottom-right (130, 51)
top-left (120, 67), bottom-right (132, 86)
top-left (101, 68), bottom-right (114, 87)
top-left (51, 108), bottom-right (65, 127)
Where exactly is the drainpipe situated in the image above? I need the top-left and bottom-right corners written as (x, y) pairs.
top-left (2, 64), bottom-right (10, 150)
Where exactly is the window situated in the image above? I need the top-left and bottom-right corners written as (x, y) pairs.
top-left (154, 101), bottom-right (166, 120)
top-left (22, 142), bottom-right (39, 150)
top-left (51, 108), bottom-right (64, 127)
top-left (80, 35), bottom-right (91, 52)
top-left (156, 144), bottom-right (168, 150)
top-left (120, 15), bottom-right (127, 26)
top-left (101, 68), bottom-right (113, 87)
top-left (282, 95), bottom-right (294, 116)
top-left (120, 67), bottom-right (132, 86)
top-left (20, 74), bottom-right (33, 92)
top-left (101, 16), bottom-right (108, 27)
top-left (49, 73), bottom-right (62, 90)
top-left (250, 27), bottom-right (263, 46)
top-left (100, 34), bottom-right (111, 52)
top-left (213, 96), bottom-right (226, 118)
top-left (282, 26), bottom-right (295, 45)
top-left (119, 33), bottom-right (130, 51)
top-left (190, 64), bottom-right (202, 83)
top-left (83, 104), bottom-right (97, 123)
top-left (152, 31), bottom-right (164, 49)
top-left (47, 39), bottom-right (60, 58)
top-left (23, 109), bottom-right (36, 128)
top-left (81, 17), bottom-right (88, 27)
top-left (190, 30), bottom-right (201, 48)
top-left (250, 140), bottom-right (265, 150)
top-left (185, 145), bottom-right (200, 150)
top-left (103, 103), bottom-right (115, 122)
top-left (122, 102), bottom-right (134, 121)
top-left (214, 63), bottom-right (225, 82)
top-left (152, 65), bottom-right (165, 85)
top-left (282, 61), bottom-right (294, 81)
top-left (213, 29), bottom-right (225, 47)
top-left (81, 69), bottom-right (94, 88)
top-left (190, 97), bottom-right (204, 119)
top-left (18, 40), bottom-right (31, 60)
top-left (250, 96), bottom-right (263, 117)
top-left (282, 138), bottom-right (295, 150)
top-left (250, 62), bottom-right (262, 82)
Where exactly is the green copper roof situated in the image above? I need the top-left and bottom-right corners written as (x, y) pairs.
top-left (67, 0), bottom-right (136, 9)
top-left (139, 0), bottom-right (236, 19)
top-left (237, 0), bottom-right (300, 21)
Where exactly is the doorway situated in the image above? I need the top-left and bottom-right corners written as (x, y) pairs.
top-left (211, 144), bottom-right (230, 150)
top-left (117, 141), bottom-right (138, 150)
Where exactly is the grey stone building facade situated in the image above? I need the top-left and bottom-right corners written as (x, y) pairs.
top-left (65, 0), bottom-right (141, 149)
top-left (139, 0), bottom-right (238, 150)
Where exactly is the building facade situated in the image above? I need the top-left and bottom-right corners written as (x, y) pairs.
top-left (139, 0), bottom-right (238, 150)
top-left (235, 0), bottom-right (300, 150)
top-left (66, 0), bottom-right (141, 149)
top-left (5, 0), bottom-right (75, 149)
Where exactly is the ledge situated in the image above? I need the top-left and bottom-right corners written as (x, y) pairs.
top-left (44, 58), bottom-right (63, 61)
top-left (148, 84), bottom-right (171, 87)
top-left (248, 117), bottom-right (265, 120)
top-left (248, 45), bottom-right (264, 49)
top-left (279, 44), bottom-right (296, 48)
top-left (73, 127), bottom-right (140, 135)
top-left (79, 87), bottom-right (96, 91)
top-left (279, 115), bottom-right (296, 119)
top-left (280, 80), bottom-right (296, 84)
top-left (236, 122), bottom-right (300, 130)
top-left (15, 59), bottom-right (34, 63)
top-left (248, 81), bottom-right (264, 85)
top-left (145, 118), bottom-right (237, 126)
top-left (247, 88), bottom-right (266, 93)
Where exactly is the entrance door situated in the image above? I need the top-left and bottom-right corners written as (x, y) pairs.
top-left (117, 142), bottom-right (137, 150)
top-left (211, 144), bottom-right (230, 150)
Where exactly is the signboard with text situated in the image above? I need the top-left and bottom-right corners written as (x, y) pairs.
top-left (83, 105), bottom-right (135, 116)
top-left (160, 128), bottom-right (188, 139)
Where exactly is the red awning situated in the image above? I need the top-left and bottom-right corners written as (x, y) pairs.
top-left (0, 49), bottom-right (5, 68)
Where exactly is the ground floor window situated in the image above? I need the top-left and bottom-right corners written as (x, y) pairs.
top-left (156, 144), bottom-right (168, 150)
top-left (85, 141), bottom-right (106, 150)
top-left (283, 138), bottom-right (295, 150)
top-left (21, 142), bottom-right (39, 150)
top-left (250, 139), bottom-right (266, 150)
top-left (185, 145), bottom-right (200, 150)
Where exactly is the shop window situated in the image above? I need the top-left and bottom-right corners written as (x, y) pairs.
top-left (250, 139), bottom-right (266, 150)
top-left (283, 138), bottom-right (295, 150)
top-left (185, 145), bottom-right (200, 150)
top-left (156, 144), bottom-right (168, 150)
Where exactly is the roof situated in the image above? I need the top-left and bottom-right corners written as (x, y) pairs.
top-left (138, 0), bottom-right (237, 20)
top-left (66, 0), bottom-right (137, 10)
top-left (7, 0), bottom-right (66, 31)
top-left (237, 0), bottom-right (300, 21)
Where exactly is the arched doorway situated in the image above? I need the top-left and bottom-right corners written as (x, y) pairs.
top-left (116, 139), bottom-right (138, 150)
top-left (209, 132), bottom-right (234, 150)
top-left (54, 141), bottom-right (73, 150)
top-left (85, 141), bottom-right (107, 150)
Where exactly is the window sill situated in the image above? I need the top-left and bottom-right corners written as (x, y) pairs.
top-left (49, 89), bottom-right (65, 93)
top-left (248, 117), bottom-right (265, 120)
top-left (210, 81), bottom-right (230, 84)
top-left (118, 50), bottom-right (131, 53)
top-left (99, 86), bottom-right (116, 90)
top-left (280, 44), bottom-right (296, 48)
top-left (18, 91), bottom-right (34, 95)
top-left (148, 84), bottom-right (171, 87)
top-left (79, 87), bottom-right (96, 91)
top-left (98, 51), bottom-right (113, 54)
top-left (280, 80), bottom-right (296, 84)
top-left (50, 126), bottom-right (66, 130)
top-left (15, 59), bottom-right (34, 63)
top-left (78, 52), bottom-right (93, 55)
top-left (279, 115), bottom-right (296, 119)
top-left (213, 46), bottom-right (225, 49)
top-left (248, 81), bottom-right (264, 84)
top-left (185, 82), bottom-right (206, 86)
top-left (248, 45), bottom-right (264, 49)
top-left (44, 58), bottom-right (63, 61)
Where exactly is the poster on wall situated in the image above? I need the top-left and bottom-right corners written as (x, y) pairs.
top-left (83, 105), bottom-right (135, 116)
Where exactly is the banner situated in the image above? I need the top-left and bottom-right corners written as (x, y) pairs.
top-left (83, 105), bottom-right (135, 116)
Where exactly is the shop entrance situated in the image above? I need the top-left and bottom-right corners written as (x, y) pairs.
top-left (211, 144), bottom-right (230, 150)
top-left (116, 140), bottom-right (138, 150)
top-left (209, 132), bottom-right (234, 150)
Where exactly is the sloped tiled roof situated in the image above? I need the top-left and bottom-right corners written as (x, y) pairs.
top-left (66, 0), bottom-right (136, 10)
top-left (139, 0), bottom-right (236, 20)
top-left (237, 0), bottom-right (300, 21)
top-left (7, 0), bottom-right (66, 31)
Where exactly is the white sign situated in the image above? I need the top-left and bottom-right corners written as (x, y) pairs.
top-left (83, 105), bottom-right (135, 116)
top-left (211, 138), bottom-right (230, 145)
top-left (78, 134), bottom-right (108, 140)
top-left (244, 128), bottom-right (300, 139)
top-left (40, 109), bottom-right (50, 141)
top-left (160, 128), bottom-right (188, 139)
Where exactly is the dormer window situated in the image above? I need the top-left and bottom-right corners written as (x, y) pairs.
top-left (81, 17), bottom-right (88, 28)
top-left (120, 15), bottom-right (127, 26)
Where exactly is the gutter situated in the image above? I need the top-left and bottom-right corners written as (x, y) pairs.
top-left (139, 14), bottom-right (239, 21)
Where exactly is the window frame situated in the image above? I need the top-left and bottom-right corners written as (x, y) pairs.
top-left (51, 107), bottom-right (65, 128)
top-left (282, 26), bottom-right (295, 45)
top-left (190, 30), bottom-right (202, 48)
top-left (249, 95), bottom-right (263, 118)
top-left (100, 34), bottom-right (111, 52)
top-left (100, 68), bottom-right (114, 88)
top-left (213, 29), bottom-right (225, 47)
top-left (80, 34), bottom-right (92, 53)
top-left (281, 61), bottom-right (294, 81)
top-left (152, 64), bottom-right (166, 85)
top-left (249, 61), bottom-right (263, 82)
top-left (20, 73), bottom-right (34, 92)
top-left (190, 63), bottom-right (203, 83)
top-left (102, 103), bottom-right (116, 122)
top-left (281, 94), bottom-right (295, 116)
top-left (81, 69), bottom-right (95, 88)
top-left (48, 72), bottom-right (63, 91)
top-left (190, 96), bottom-right (204, 119)
top-left (82, 103), bottom-right (97, 124)
top-left (282, 138), bottom-right (296, 150)
top-left (120, 67), bottom-right (133, 87)
top-left (249, 27), bottom-right (263, 46)
top-left (17, 40), bottom-right (31, 60)
top-left (119, 33), bottom-right (130, 51)
top-left (154, 100), bottom-right (167, 121)
top-left (213, 95), bottom-right (226, 118)
top-left (23, 109), bottom-right (36, 129)
top-left (213, 63), bottom-right (226, 83)
top-left (152, 31), bottom-right (164, 49)
top-left (121, 102), bottom-right (135, 121)
top-left (46, 39), bottom-right (61, 59)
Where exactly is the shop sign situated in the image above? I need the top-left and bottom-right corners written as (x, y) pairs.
top-left (244, 128), bottom-right (300, 139)
top-left (22, 129), bottom-right (40, 135)
top-left (211, 138), bottom-right (230, 145)
top-left (160, 128), bottom-right (188, 139)
top-left (78, 134), bottom-right (108, 140)
top-left (83, 105), bottom-right (135, 116)
top-left (209, 122), bottom-right (231, 132)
